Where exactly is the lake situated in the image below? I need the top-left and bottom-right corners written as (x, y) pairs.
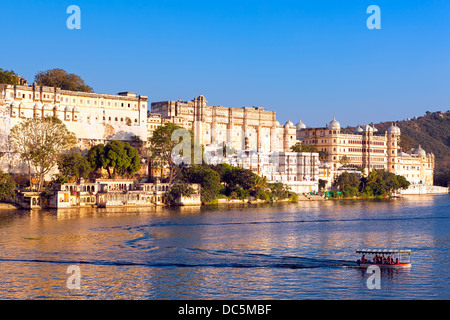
top-left (0, 194), bottom-right (449, 299)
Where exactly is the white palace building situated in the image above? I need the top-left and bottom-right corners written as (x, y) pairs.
top-left (0, 81), bottom-right (446, 199)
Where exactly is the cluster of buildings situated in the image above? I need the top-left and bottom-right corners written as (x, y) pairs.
top-left (0, 81), bottom-right (444, 208)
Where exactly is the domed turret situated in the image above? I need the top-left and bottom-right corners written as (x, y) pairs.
top-left (354, 125), bottom-right (363, 133)
top-left (328, 116), bottom-right (340, 130)
top-left (363, 125), bottom-right (374, 132)
top-left (284, 120), bottom-right (294, 127)
top-left (387, 123), bottom-right (401, 134)
top-left (296, 118), bottom-right (306, 130)
top-left (414, 145), bottom-right (426, 156)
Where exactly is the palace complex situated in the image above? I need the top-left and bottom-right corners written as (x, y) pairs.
top-left (295, 117), bottom-right (435, 186)
top-left (0, 82), bottom-right (439, 198)
top-left (151, 95), bottom-right (296, 153)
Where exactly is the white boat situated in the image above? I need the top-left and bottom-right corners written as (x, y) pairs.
top-left (356, 249), bottom-right (412, 269)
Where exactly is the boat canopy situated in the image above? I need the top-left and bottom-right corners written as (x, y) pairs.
top-left (356, 249), bottom-right (411, 255)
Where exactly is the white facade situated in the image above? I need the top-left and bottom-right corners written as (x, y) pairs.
top-left (0, 84), bottom-right (148, 174)
top-left (206, 151), bottom-right (320, 193)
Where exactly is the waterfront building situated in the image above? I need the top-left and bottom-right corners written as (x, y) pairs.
top-left (296, 117), bottom-right (435, 187)
top-left (15, 179), bottom-right (201, 209)
top-left (150, 95), bottom-right (297, 153)
top-left (0, 83), bottom-right (148, 173)
top-left (206, 150), bottom-right (320, 193)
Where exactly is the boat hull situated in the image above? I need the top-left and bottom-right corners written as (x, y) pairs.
top-left (357, 262), bottom-right (411, 269)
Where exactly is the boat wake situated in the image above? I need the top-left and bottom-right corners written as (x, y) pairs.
top-left (0, 248), bottom-right (358, 270)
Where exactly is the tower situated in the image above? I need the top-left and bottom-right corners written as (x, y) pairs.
top-left (362, 125), bottom-right (374, 171)
top-left (193, 95), bottom-right (207, 147)
top-left (387, 123), bottom-right (401, 173)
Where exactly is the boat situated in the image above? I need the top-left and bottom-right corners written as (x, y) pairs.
top-left (356, 249), bottom-right (412, 269)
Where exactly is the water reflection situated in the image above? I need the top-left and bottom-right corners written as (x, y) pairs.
top-left (0, 194), bottom-right (448, 299)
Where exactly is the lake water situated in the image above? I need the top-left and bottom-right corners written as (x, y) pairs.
top-left (0, 194), bottom-right (449, 300)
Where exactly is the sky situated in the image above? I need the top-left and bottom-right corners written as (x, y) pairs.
top-left (1, 0), bottom-right (449, 127)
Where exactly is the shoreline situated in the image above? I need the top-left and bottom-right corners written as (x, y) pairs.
top-left (3, 192), bottom-right (448, 211)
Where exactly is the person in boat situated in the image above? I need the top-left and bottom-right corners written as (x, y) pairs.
top-left (361, 254), bottom-right (366, 262)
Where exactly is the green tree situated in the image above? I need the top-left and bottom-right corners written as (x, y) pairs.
top-left (269, 182), bottom-right (292, 201)
top-left (121, 142), bottom-right (141, 177)
top-left (57, 151), bottom-right (92, 182)
top-left (334, 172), bottom-right (360, 191)
top-left (86, 144), bottom-right (107, 172)
top-left (0, 170), bottom-right (16, 201)
top-left (0, 68), bottom-right (19, 85)
top-left (182, 165), bottom-right (222, 203)
top-left (342, 185), bottom-right (358, 197)
top-left (148, 123), bottom-right (199, 184)
top-left (10, 116), bottom-right (78, 191)
top-left (249, 175), bottom-right (269, 198)
top-left (222, 166), bottom-right (258, 191)
top-left (227, 185), bottom-right (249, 200)
top-left (87, 141), bottom-right (141, 178)
top-left (34, 68), bottom-right (93, 92)
top-left (396, 174), bottom-right (411, 190)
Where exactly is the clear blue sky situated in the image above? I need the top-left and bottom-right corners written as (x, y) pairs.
top-left (1, 0), bottom-right (449, 127)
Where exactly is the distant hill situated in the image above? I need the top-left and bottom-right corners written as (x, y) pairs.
top-left (342, 111), bottom-right (450, 185)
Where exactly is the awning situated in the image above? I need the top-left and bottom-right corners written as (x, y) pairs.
top-left (356, 249), bottom-right (411, 254)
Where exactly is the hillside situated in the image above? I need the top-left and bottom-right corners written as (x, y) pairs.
top-left (342, 111), bottom-right (450, 185)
